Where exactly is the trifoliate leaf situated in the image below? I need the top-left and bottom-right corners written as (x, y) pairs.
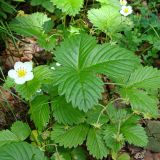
top-left (0, 130), bottom-right (19, 147)
top-left (54, 34), bottom-right (140, 111)
top-left (121, 125), bottom-right (148, 147)
top-left (126, 66), bottom-right (160, 90)
top-left (11, 121), bottom-right (31, 141)
top-left (86, 128), bottom-right (109, 159)
top-left (51, 124), bottom-right (89, 148)
top-left (51, 96), bottom-right (85, 125)
top-left (51, 0), bottom-right (84, 16)
top-left (30, 95), bottom-right (50, 131)
top-left (0, 142), bottom-right (47, 160)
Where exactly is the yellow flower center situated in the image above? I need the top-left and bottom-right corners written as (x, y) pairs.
top-left (17, 68), bottom-right (27, 78)
top-left (124, 8), bottom-right (129, 13)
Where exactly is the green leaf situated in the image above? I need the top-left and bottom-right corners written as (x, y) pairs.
top-left (71, 147), bottom-right (87, 160)
top-left (88, 5), bottom-right (122, 33)
top-left (126, 67), bottom-right (160, 90)
top-left (31, 0), bottom-right (55, 12)
top-left (121, 88), bottom-right (158, 118)
top-left (0, 130), bottom-right (19, 147)
top-left (11, 121), bottom-right (31, 141)
top-left (51, 96), bottom-right (85, 125)
top-left (97, 0), bottom-right (120, 7)
top-left (51, 0), bottom-right (84, 16)
top-left (54, 68), bottom-right (103, 112)
top-left (9, 12), bottom-right (53, 37)
top-left (0, 142), bottom-right (47, 160)
top-left (86, 128), bottom-right (109, 159)
top-left (15, 78), bottom-right (41, 100)
top-left (51, 124), bottom-right (89, 148)
top-left (121, 125), bottom-right (148, 147)
top-left (86, 105), bottom-right (109, 125)
top-left (117, 153), bottom-right (130, 160)
top-left (14, 65), bottom-right (54, 100)
top-left (34, 65), bottom-right (55, 84)
top-left (30, 95), bottom-right (50, 131)
top-left (103, 125), bottom-right (123, 152)
top-left (54, 34), bottom-right (140, 111)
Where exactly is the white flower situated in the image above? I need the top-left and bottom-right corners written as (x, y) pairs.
top-left (36, 89), bottom-right (42, 93)
top-left (51, 67), bottom-right (55, 70)
top-left (120, 6), bottom-right (133, 16)
top-left (8, 61), bottom-right (34, 85)
top-left (56, 63), bottom-right (61, 66)
top-left (120, 0), bottom-right (127, 6)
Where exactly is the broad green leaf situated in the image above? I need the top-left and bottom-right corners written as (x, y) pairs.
top-left (126, 67), bottom-right (160, 90)
top-left (51, 124), bottom-right (89, 148)
top-left (54, 68), bottom-right (103, 112)
top-left (121, 88), bottom-right (158, 118)
top-left (121, 125), bottom-right (148, 147)
top-left (9, 12), bottom-right (53, 37)
top-left (103, 125), bottom-right (123, 152)
top-left (88, 5), bottom-right (122, 33)
top-left (51, 0), bottom-right (84, 16)
top-left (30, 95), bottom-right (50, 131)
top-left (15, 78), bottom-right (41, 100)
top-left (0, 130), bottom-right (19, 147)
top-left (11, 121), bottom-right (31, 141)
top-left (0, 142), bottom-right (47, 160)
top-left (54, 34), bottom-right (140, 111)
top-left (34, 65), bottom-right (55, 84)
top-left (86, 128), bottom-right (109, 159)
top-left (51, 96), bottom-right (85, 125)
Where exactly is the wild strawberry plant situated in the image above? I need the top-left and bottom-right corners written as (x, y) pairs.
top-left (0, 0), bottom-right (160, 160)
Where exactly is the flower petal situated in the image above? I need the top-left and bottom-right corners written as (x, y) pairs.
top-left (8, 69), bottom-right (17, 79)
top-left (24, 61), bottom-right (33, 72)
top-left (25, 72), bottom-right (34, 81)
top-left (15, 78), bottom-right (26, 85)
top-left (14, 62), bottom-right (24, 70)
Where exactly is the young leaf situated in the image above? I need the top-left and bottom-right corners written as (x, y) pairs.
top-left (103, 125), bottom-right (123, 152)
top-left (0, 142), bottom-right (47, 160)
top-left (30, 95), bottom-right (50, 131)
top-left (86, 128), bottom-right (109, 159)
top-left (121, 88), bottom-right (158, 118)
top-left (11, 121), bottom-right (31, 141)
top-left (88, 5), bottom-right (122, 33)
top-left (126, 67), bottom-right (160, 90)
top-left (51, 124), bottom-right (89, 148)
top-left (121, 125), bottom-right (148, 147)
top-left (51, 0), bottom-right (84, 16)
top-left (0, 130), bottom-right (19, 147)
top-left (51, 96), bottom-right (85, 125)
top-left (54, 34), bottom-right (140, 111)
